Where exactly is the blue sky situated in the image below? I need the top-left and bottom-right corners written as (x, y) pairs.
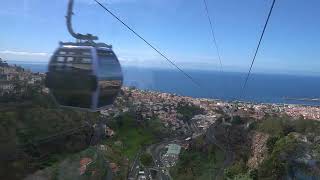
top-left (0, 0), bottom-right (320, 75)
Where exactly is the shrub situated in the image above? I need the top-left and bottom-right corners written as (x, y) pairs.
top-left (140, 152), bottom-right (153, 167)
top-left (258, 135), bottom-right (298, 179)
top-left (266, 136), bottom-right (280, 154)
top-left (231, 116), bottom-right (243, 125)
top-left (249, 169), bottom-right (258, 180)
top-left (177, 102), bottom-right (204, 123)
top-left (257, 117), bottom-right (290, 136)
top-left (225, 160), bottom-right (248, 179)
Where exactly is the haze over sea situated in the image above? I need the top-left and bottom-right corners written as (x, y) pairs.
top-left (7, 60), bottom-right (320, 106)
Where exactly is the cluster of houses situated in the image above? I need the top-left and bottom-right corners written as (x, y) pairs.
top-left (233, 102), bottom-right (320, 121)
top-left (0, 60), bottom-right (45, 96)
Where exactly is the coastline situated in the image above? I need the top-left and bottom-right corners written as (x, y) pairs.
top-left (5, 60), bottom-right (320, 107)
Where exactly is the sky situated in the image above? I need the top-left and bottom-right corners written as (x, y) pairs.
top-left (0, 0), bottom-right (320, 75)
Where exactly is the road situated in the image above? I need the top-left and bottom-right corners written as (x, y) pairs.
top-left (128, 149), bottom-right (142, 179)
top-left (142, 121), bottom-right (212, 180)
top-left (126, 118), bottom-right (234, 180)
top-left (148, 142), bottom-right (169, 180)
top-left (146, 136), bottom-right (189, 180)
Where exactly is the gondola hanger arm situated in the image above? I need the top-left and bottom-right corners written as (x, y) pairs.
top-left (66, 0), bottom-right (98, 41)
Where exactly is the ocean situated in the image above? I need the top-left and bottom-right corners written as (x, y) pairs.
top-left (7, 60), bottom-right (320, 106)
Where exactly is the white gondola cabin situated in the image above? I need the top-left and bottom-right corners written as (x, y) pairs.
top-left (46, 42), bottom-right (123, 110)
top-left (46, 0), bottom-right (123, 111)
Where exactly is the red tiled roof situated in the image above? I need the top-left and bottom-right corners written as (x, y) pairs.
top-left (80, 157), bottom-right (93, 166)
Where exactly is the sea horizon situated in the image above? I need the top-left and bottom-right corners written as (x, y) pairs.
top-left (5, 59), bottom-right (320, 106)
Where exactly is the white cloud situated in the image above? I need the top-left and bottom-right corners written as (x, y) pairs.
top-left (116, 50), bottom-right (225, 71)
top-left (0, 50), bottom-right (50, 57)
top-left (0, 50), bottom-right (51, 61)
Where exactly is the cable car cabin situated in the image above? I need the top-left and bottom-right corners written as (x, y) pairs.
top-left (46, 42), bottom-right (123, 111)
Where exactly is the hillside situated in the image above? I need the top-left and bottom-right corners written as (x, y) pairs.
top-left (1, 61), bottom-right (320, 180)
top-left (205, 115), bottom-right (320, 180)
top-left (0, 61), bottom-right (100, 179)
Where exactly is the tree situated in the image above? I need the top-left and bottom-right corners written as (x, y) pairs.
top-left (140, 152), bottom-right (153, 167)
top-left (176, 102), bottom-right (204, 123)
top-left (258, 135), bottom-right (298, 179)
top-left (231, 115), bottom-right (243, 125)
top-left (224, 160), bottom-right (248, 179)
top-left (249, 169), bottom-right (258, 180)
top-left (266, 136), bottom-right (280, 154)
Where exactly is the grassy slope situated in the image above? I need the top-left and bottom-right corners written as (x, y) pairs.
top-left (171, 137), bottom-right (225, 180)
top-left (106, 113), bottom-right (159, 159)
top-left (0, 93), bottom-right (100, 180)
top-left (114, 114), bottom-right (156, 159)
top-left (100, 113), bottom-right (164, 179)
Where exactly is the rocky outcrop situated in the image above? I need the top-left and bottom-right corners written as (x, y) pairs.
top-left (247, 131), bottom-right (269, 169)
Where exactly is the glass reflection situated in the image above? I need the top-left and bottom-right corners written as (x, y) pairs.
top-left (47, 48), bottom-right (95, 108)
top-left (97, 50), bottom-right (123, 108)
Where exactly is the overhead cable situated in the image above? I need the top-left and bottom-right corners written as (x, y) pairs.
top-left (94, 0), bottom-right (202, 88)
top-left (202, 0), bottom-right (223, 72)
top-left (242, 0), bottom-right (276, 96)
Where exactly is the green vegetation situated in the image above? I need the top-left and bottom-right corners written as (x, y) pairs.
top-left (177, 102), bottom-right (204, 123)
top-left (100, 113), bottom-right (170, 179)
top-left (42, 147), bottom-right (108, 180)
top-left (256, 116), bottom-right (290, 136)
top-left (0, 70), bottom-right (101, 179)
top-left (224, 116), bottom-right (320, 180)
top-left (225, 160), bottom-right (248, 179)
top-left (231, 115), bottom-right (244, 125)
top-left (171, 136), bottom-right (225, 180)
top-left (0, 71), bottom-right (98, 143)
top-left (2, 101), bottom-right (168, 179)
top-left (257, 134), bottom-right (299, 179)
top-left (232, 173), bottom-right (253, 180)
top-left (0, 106), bottom-right (97, 144)
top-left (291, 118), bottom-right (320, 135)
top-left (257, 116), bottom-right (320, 136)
top-left (108, 113), bottom-right (160, 159)
top-left (266, 136), bottom-right (281, 154)
top-left (140, 152), bottom-right (153, 167)
top-left (248, 169), bottom-right (258, 180)
top-left (314, 144), bottom-right (320, 161)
